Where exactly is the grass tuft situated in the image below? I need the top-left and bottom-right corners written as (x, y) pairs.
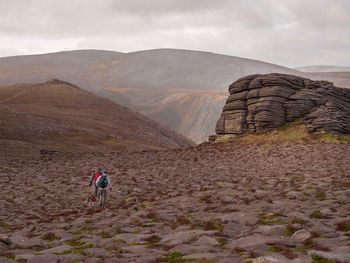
top-left (98, 231), bottom-right (114, 239)
top-left (0, 220), bottom-right (11, 229)
top-left (215, 120), bottom-right (350, 145)
top-left (310, 211), bottom-right (329, 219)
top-left (191, 219), bottom-right (224, 232)
top-left (258, 213), bottom-right (286, 225)
top-left (311, 255), bottom-right (336, 263)
top-left (336, 221), bottom-right (350, 232)
top-left (145, 234), bottom-right (161, 248)
top-left (319, 133), bottom-right (350, 144)
top-left (163, 252), bottom-right (186, 263)
top-left (41, 232), bottom-right (60, 242)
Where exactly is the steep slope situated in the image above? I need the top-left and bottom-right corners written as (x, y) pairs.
top-left (131, 90), bottom-right (228, 141)
top-left (0, 49), bottom-right (303, 142)
top-left (0, 80), bottom-right (193, 158)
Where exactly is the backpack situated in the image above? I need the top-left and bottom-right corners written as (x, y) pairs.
top-left (98, 175), bottom-right (108, 188)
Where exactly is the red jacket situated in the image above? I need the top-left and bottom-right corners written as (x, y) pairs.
top-left (90, 171), bottom-right (101, 185)
top-left (93, 171), bottom-right (101, 181)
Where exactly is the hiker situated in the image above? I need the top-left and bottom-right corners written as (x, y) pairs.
top-left (96, 171), bottom-right (112, 206)
top-left (89, 168), bottom-right (103, 197)
top-left (96, 171), bottom-right (112, 192)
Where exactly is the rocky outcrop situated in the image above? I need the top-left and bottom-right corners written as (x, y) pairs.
top-left (215, 73), bottom-right (350, 136)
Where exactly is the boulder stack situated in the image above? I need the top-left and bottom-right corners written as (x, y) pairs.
top-left (215, 73), bottom-right (350, 137)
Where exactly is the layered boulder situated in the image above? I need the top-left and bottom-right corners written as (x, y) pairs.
top-left (215, 73), bottom-right (350, 136)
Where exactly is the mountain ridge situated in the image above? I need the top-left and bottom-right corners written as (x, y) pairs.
top-left (1, 49), bottom-right (350, 142)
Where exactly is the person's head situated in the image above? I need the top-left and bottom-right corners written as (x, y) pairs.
top-left (98, 168), bottom-right (103, 172)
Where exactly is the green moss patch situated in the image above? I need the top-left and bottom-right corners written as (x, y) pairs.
top-left (258, 213), bottom-right (286, 225)
top-left (311, 255), bottom-right (336, 263)
top-left (191, 219), bottom-right (224, 231)
top-left (336, 221), bottom-right (350, 232)
top-left (41, 232), bottom-right (60, 242)
top-left (0, 220), bottom-right (11, 229)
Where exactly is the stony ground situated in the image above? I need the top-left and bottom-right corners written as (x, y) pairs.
top-left (0, 141), bottom-right (350, 263)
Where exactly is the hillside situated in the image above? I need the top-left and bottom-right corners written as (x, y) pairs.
top-left (295, 65), bottom-right (350, 72)
top-left (0, 49), bottom-right (299, 143)
top-left (1, 49), bottom-right (350, 143)
top-left (0, 80), bottom-right (193, 158)
top-left (306, 72), bottom-right (350, 90)
top-left (0, 50), bottom-right (123, 88)
top-left (1, 139), bottom-right (349, 262)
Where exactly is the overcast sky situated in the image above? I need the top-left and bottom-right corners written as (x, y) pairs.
top-left (0, 0), bottom-right (349, 67)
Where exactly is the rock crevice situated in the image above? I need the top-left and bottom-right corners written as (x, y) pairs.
top-left (215, 73), bottom-right (350, 135)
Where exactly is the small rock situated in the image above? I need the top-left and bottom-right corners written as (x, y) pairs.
top-left (121, 245), bottom-right (160, 256)
top-left (59, 254), bottom-right (85, 263)
top-left (10, 233), bottom-right (43, 249)
top-left (161, 230), bottom-right (217, 247)
top-left (184, 252), bottom-right (217, 260)
top-left (27, 254), bottom-right (59, 263)
top-left (0, 234), bottom-right (12, 245)
top-left (0, 256), bottom-right (16, 262)
top-left (320, 208), bottom-right (332, 215)
top-left (291, 229), bottom-right (312, 243)
top-left (286, 211), bottom-right (309, 223)
top-left (194, 236), bottom-right (219, 246)
top-left (54, 229), bottom-right (72, 241)
top-left (310, 222), bottom-right (334, 237)
top-left (169, 244), bottom-right (213, 255)
top-left (114, 233), bottom-right (151, 244)
top-left (39, 245), bottom-right (72, 254)
top-left (15, 254), bottom-right (35, 261)
top-left (286, 191), bottom-right (302, 199)
top-left (223, 221), bottom-right (240, 234)
top-left (229, 234), bottom-right (295, 249)
top-left (255, 225), bottom-right (286, 236)
top-left (86, 248), bottom-right (110, 258)
top-left (308, 250), bottom-right (350, 263)
top-left (218, 212), bottom-right (258, 225)
top-left (252, 254), bottom-right (291, 263)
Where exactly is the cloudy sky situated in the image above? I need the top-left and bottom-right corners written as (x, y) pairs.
top-left (0, 0), bottom-right (349, 67)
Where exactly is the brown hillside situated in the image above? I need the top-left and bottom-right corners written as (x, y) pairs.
top-left (0, 80), bottom-right (193, 158)
top-left (0, 139), bottom-right (349, 262)
top-left (0, 49), bottom-right (300, 143)
top-left (1, 49), bottom-right (349, 143)
top-left (306, 71), bottom-right (350, 89)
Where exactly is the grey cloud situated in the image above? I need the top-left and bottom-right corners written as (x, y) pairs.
top-left (0, 0), bottom-right (349, 67)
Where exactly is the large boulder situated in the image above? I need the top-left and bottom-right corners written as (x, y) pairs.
top-left (215, 73), bottom-right (350, 136)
